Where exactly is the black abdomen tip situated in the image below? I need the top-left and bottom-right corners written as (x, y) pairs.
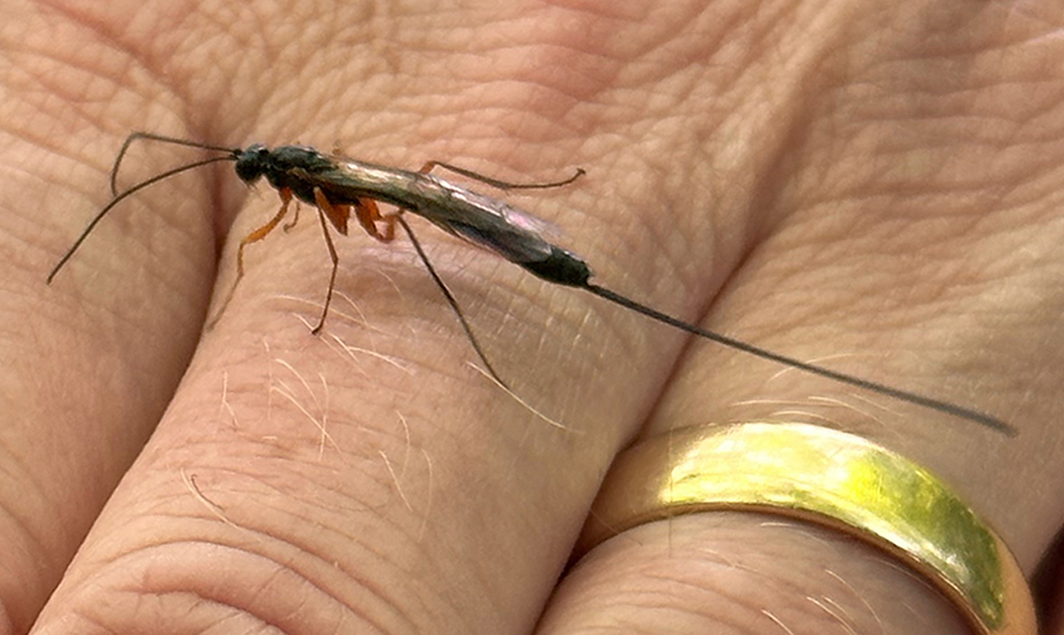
top-left (520, 247), bottom-right (592, 287)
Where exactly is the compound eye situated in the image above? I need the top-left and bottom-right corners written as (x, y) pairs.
top-left (235, 145), bottom-right (270, 183)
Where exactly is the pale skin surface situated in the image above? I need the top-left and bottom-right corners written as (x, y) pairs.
top-left (1, 1), bottom-right (1062, 634)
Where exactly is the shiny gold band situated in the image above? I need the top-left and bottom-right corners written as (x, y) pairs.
top-left (577, 423), bottom-right (1035, 635)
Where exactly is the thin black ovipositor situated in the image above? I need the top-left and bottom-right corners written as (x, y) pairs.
top-left (47, 131), bottom-right (1015, 435)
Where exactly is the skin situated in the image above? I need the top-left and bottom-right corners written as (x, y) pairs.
top-left (1, 0), bottom-right (1062, 633)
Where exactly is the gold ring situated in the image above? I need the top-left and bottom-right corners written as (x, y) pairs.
top-left (577, 423), bottom-right (1035, 635)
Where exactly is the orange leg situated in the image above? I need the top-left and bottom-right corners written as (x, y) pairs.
top-left (306, 188), bottom-right (398, 333)
top-left (312, 188), bottom-right (350, 236)
top-left (237, 188), bottom-right (295, 277)
top-left (208, 188), bottom-right (294, 329)
top-left (349, 196), bottom-right (397, 243)
top-left (283, 202), bottom-right (301, 232)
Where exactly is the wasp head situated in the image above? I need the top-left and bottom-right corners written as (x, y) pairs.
top-left (234, 144), bottom-right (271, 184)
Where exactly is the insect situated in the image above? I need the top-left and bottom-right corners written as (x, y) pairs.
top-left (48, 132), bottom-right (1014, 435)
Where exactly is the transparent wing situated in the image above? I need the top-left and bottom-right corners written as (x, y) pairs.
top-left (324, 158), bottom-right (563, 263)
top-left (420, 178), bottom-right (559, 263)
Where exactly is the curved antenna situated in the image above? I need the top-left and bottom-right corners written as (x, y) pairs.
top-left (111, 131), bottom-right (239, 195)
top-left (49, 154), bottom-right (236, 283)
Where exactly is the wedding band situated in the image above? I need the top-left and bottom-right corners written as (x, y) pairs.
top-left (576, 423), bottom-right (1035, 635)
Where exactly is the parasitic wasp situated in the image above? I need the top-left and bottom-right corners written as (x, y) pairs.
top-left (47, 132), bottom-right (1015, 435)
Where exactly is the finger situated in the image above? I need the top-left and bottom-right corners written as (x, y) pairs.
top-left (27, 166), bottom-right (658, 634)
top-left (544, 0), bottom-right (1064, 633)
top-left (24, 4), bottom-right (726, 635)
top-left (0, 6), bottom-right (221, 631)
top-left (543, 515), bottom-right (976, 634)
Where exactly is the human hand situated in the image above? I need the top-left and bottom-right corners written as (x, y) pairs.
top-left (2, 1), bottom-right (1061, 634)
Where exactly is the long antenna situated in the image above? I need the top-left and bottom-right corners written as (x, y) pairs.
top-left (48, 155), bottom-right (236, 283)
top-left (110, 131), bottom-right (238, 195)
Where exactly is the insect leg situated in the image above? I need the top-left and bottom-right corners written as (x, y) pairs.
top-left (283, 202), bottom-right (301, 232)
top-left (237, 188), bottom-right (296, 278)
top-left (418, 161), bottom-right (585, 191)
top-left (352, 197), bottom-right (397, 243)
top-left (208, 188), bottom-right (294, 329)
top-left (395, 215), bottom-right (508, 389)
top-left (311, 188), bottom-right (344, 334)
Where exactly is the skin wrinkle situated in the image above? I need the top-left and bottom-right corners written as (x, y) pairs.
top-left (552, 518), bottom-right (959, 634)
top-left (123, 506), bottom-right (417, 628)
top-left (0, 97), bottom-right (109, 175)
top-left (136, 550), bottom-right (394, 635)
top-left (577, 576), bottom-right (774, 634)
top-left (7, 1), bottom-right (1061, 634)
top-left (33, 3), bottom-right (192, 126)
top-left (0, 512), bottom-right (50, 610)
top-left (0, 456), bottom-right (62, 556)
